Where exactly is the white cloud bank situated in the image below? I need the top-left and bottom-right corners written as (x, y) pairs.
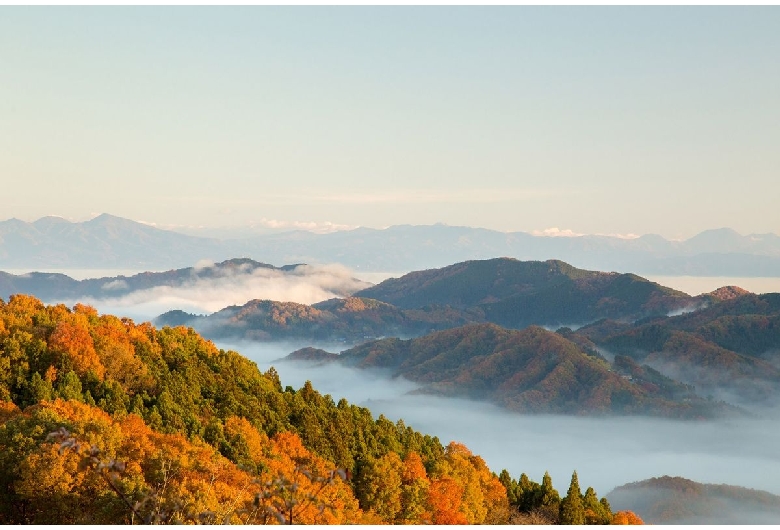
top-left (223, 339), bottom-right (780, 499)
top-left (531, 227), bottom-right (641, 239)
top-left (63, 263), bottom-right (372, 322)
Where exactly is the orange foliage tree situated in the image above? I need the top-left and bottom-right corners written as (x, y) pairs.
top-left (612, 510), bottom-right (645, 525)
top-left (48, 314), bottom-right (105, 380)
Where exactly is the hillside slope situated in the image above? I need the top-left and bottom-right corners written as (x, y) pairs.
top-left (355, 258), bottom-right (693, 328)
top-left (574, 293), bottom-right (780, 404)
top-left (161, 258), bottom-right (701, 344)
top-left (607, 476), bottom-right (780, 524)
top-left (290, 323), bottom-right (732, 418)
top-left (0, 294), bottom-right (522, 524)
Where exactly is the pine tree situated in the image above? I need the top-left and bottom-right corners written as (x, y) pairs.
top-left (529, 471), bottom-right (561, 522)
top-left (27, 372), bottom-right (54, 404)
top-left (559, 471), bottom-right (585, 525)
top-left (56, 370), bottom-right (84, 401)
top-left (517, 472), bottom-right (538, 512)
top-left (498, 469), bottom-right (518, 505)
top-left (600, 496), bottom-right (611, 514)
top-left (583, 486), bottom-right (613, 524)
top-left (537, 471), bottom-right (560, 507)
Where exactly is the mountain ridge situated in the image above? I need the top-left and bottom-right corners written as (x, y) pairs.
top-left (158, 258), bottom-right (702, 344)
top-left (3, 214), bottom-right (780, 275)
top-left (285, 322), bottom-right (735, 418)
top-left (0, 258), bottom-right (327, 302)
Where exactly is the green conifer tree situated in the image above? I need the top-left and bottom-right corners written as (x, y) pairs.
top-left (530, 471), bottom-right (561, 523)
top-left (537, 471), bottom-right (560, 507)
top-left (599, 497), bottom-right (613, 522)
top-left (582, 486), bottom-right (612, 524)
top-left (517, 472), bottom-right (538, 512)
top-left (56, 371), bottom-right (84, 401)
top-left (27, 372), bottom-right (53, 404)
top-left (559, 471), bottom-right (585, 525)
top-left (498, 469), bottom-right (518, 505)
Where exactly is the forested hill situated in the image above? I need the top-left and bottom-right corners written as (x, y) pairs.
top-left (157, 258), bottom-right (700, 343)
top-left (571, 292), bottom-right (780, 405)
top-left (288, 323), bottom-right (734, 418)
top-left (0, 295), bottom-right (632, 524)
top-left (607, 476), bottom-right (780, 524)
top-left (354, 258), bottom-right (693, 325)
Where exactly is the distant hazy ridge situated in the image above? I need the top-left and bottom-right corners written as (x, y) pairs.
top-left (3, 214), bottom-right (780, 275)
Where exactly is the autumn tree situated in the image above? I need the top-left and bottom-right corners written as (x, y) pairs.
top-left (612, 510), bottom-right (645, 525)
top-left (355, 451), bottom-right (403, 521)
top-left (0, 296), bottom-right (593, 526)
top-left (428, 477), bottom-right (468, 524)
top-left (48, 315), bottom-right (104, 380)
top-left (400, 451), bottom-right (431, 523)
top-left (91, 315), bottom-right (152, 393)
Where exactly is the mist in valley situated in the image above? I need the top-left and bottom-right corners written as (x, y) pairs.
top-left (50, 271), bottom-right (780, 518)
top-left (54, 263), bottom-right (372, 322)
top-left (217, 339), bottom-right (780, 501)
top-left (607, 484), bottom-right (780, 524)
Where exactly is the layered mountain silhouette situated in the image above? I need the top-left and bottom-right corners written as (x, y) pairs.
top-left (258, 259), bottom-right (777, 414)
top-left (0, 214), bottom-right (226, 269)
top-left (3, 214), bottom-right (780, 275)
top-left (572, 292), bottom-right (780, 404)
top-left (7, 253), bottom-right (778, 416)
top-left (158, 258), bottom-right (699, 343)
top-left (287, 323), bottom-right (727, 418)
top-left (0, 258), bottom-right (349, 302)
top-left (150, 258), bottom-right (780, 413)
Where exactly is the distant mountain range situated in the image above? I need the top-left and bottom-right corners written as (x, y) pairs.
top-left (608, 476), bottom-right (780, 524)
top-left (3, 214), bottom-right (780, 275)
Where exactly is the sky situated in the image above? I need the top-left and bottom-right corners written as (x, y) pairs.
top-left (1, 6), bottom-right (778, 240)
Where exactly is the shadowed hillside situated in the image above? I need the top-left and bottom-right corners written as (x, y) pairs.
top-left (287, 323), bottom-right (735, 418)
top-left (608, 476), bottom-right (780, 524)
top-left (355, 259), bottom-right (693, 328)
top-left (574, 293), bottom-right (780, 405)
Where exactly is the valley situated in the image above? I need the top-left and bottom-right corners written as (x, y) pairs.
top-left (3, 254), bottom-right (780, 524)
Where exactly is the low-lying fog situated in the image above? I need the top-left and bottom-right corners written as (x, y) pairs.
top-left (217, 340), bottom-right (780, 498)
top-left (56, 264), bottom-right (372, 321)
top-left (38, 270), bottom-right (780, 502)
top-left (644, 275), bottom-right (780, 296)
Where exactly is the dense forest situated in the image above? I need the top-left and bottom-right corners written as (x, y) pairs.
top-left (0, 294), bottom-right (642, 524)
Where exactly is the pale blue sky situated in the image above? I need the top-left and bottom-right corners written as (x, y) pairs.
top-left (1, 7), bottom-right (778, 239)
